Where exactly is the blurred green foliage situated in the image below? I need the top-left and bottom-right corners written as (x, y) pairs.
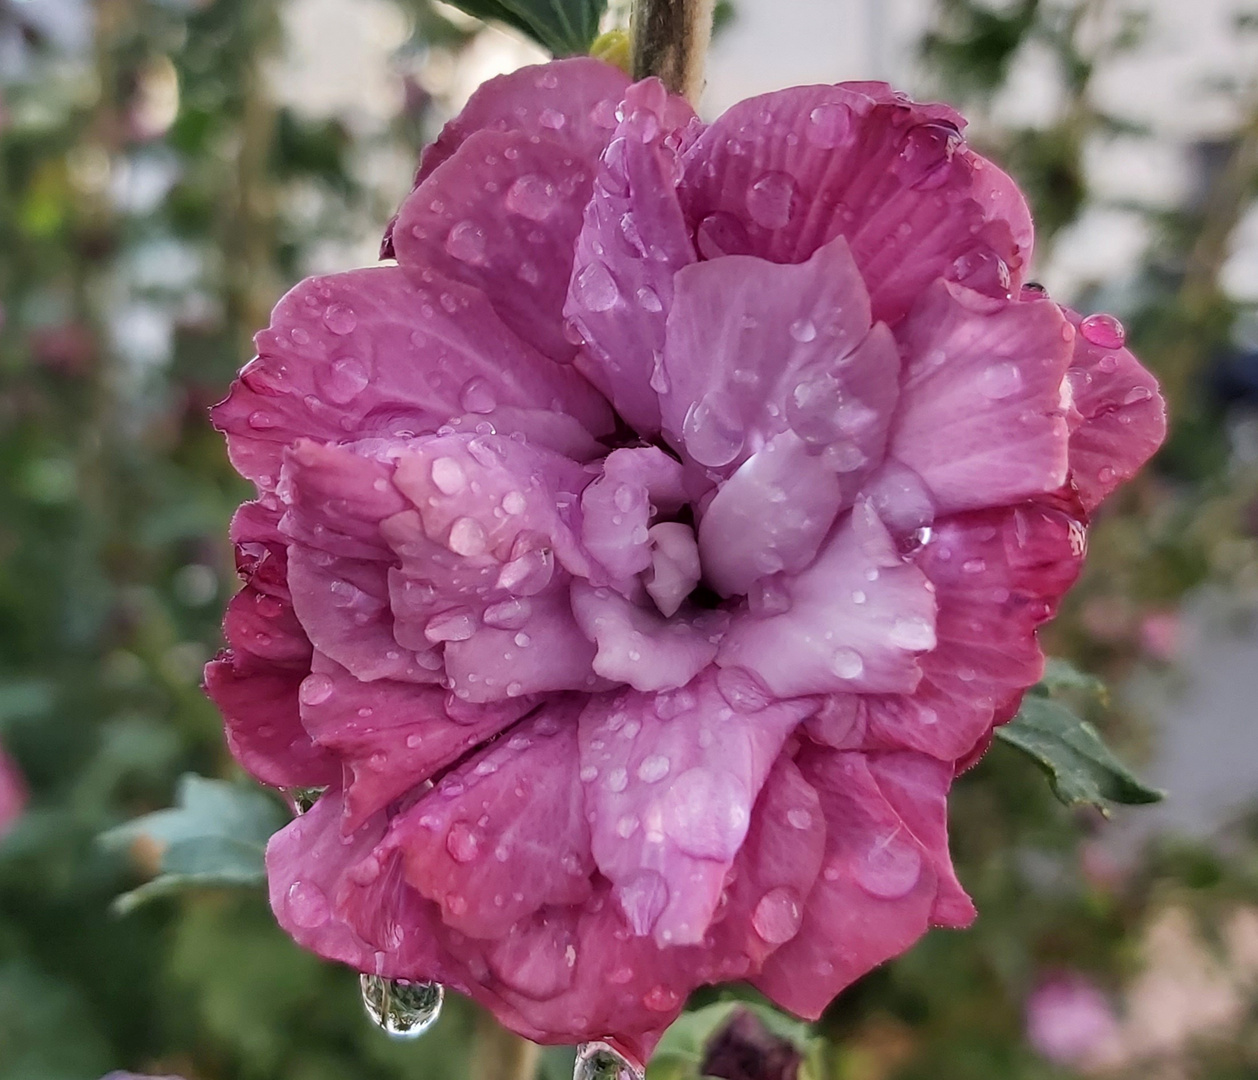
top-left (0, 1), bottom-right (1256, 1079)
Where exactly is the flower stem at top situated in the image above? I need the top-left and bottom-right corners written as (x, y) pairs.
top-left (631, 0), bottom-right (716, 104)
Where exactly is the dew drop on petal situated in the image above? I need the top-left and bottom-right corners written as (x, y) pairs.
top-left (888, 616), bottom-right (935, 652)
top-left (1123, 384), bottom-right (1153, 405)
top-left (322, 302), bottom-right (357, 335)
top-left (430, 456), bottom-right (467, 495)
top-left (682, 398), bottom-right (745, 468)
top-left (445, 821), bottom-right (480, 863)
top-left (636, 754), bottom-right (671, 783)
top-left (574, 1040), bottom-right (645, 1080)
top-left (298, 673), bottom-right (334, 706)
top-left (445, 220), bottom-right (488, 265)
top-left (745, 171), bottom-right (797, 228)
top-left (447, 517), bottom-right (488, 557)
top-left (854, 833), bottom-right (923, 899)
top-left (318, 356), bottom-right (370, 403)
top-left (1079, 312), bottom-right (1126, 349)
top-left (459, 376), bottom-right (497, 414)
top-left (830, 647), bottom-right (864, 680)
top-left (806, 101), bottom-right (852, 148)
top-left (979, 360), bottom-right (1023, 400)
top-left (505, 174), bottom-right (558, 221)
top-left (286, 880), bottom-right (331, 929)
top-left (360, 975), bottom-right (444, 1039)
top-left (662, 767), bottom-right (750, 860)
top-left (751, 887), bottom-right (803, 944)
top-left (789, 317), bottom-right (817, 343)
top-left (574, 261), bottom-right (619, 312)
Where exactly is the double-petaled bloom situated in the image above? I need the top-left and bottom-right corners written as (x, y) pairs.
top-left (205, 59), bottom-right (1165, 1060)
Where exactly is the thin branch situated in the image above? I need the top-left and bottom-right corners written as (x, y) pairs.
top-left (631, 0), bottom-right (716, 104)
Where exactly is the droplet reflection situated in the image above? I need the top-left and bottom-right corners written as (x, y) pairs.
top-left (360, 974), bottom-right (444, 1039)
top-left (574, 1041), bottom-right (644, 1080)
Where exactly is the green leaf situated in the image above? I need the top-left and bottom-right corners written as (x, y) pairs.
top-left (996, 696), bottom-right (1163, 814)
top-left (1033, 657), bottom-right (1107, 700)
top-left (439, 0), bottom-right (609, 56)
top-left (100, 774), bottom-right (287, 912)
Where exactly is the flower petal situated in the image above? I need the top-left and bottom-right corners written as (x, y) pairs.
top-left (211, 266), bottom-right (612, 491)
top-left (718, 502), bottom-right (936, 697)
top-left (889, 282), bottom-right (1072, 514)
top-left (570, 581), bottom-right (727, 693)
top-left (679, 83), bottom-right (1032, 322)
top-left (566, 78), bottom-right (700, 433)
top-left (1061, 308), bottom-right (1166, 513)
top-left (660, 237), bottom-right (888, 475)
top-left (752, 748), bottom-right (945, 1018)
top-left (855, 503), bottom-right (1085, 763)
top-left (578, 673), bottom-right (814, 946)
top-left (296, 655), bottom-right (533, 830)
top-left (382, 701), bottom-right (593, 939)
top-left (393, 129), bottom-right (595, 362)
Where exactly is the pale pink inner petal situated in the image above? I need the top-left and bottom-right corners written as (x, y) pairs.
top-left (718, 501), bottom-right (937, 698)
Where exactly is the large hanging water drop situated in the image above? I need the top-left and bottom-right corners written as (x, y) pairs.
top-left (360, 975), bottom-right (444, 1038)
top-left (574, 1041), bottom-right (644, 1080)
top-left (285, 786), bottom-right (326, 814)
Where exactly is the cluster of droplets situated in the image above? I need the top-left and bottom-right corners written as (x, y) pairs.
top-left (359, 974), bottom-right (445, 1039)
top-left (573, 1041), bottom-right (645, 1080)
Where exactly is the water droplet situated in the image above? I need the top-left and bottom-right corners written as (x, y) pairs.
top-left (751, 886), bottom-right (803, 944)
top-left (505, 174), bottom-right (558, 221)
top-left (360, 975), bottom-right (444, 1039)
top-left (430, 456), bottom-right (467, 495)
top-left (806, 101), bottom-right (852, 148)
top-left (789, 317), bottom-right (817, 343)
top-left (1123, 384), bottom-right (1153, 405)
top-left (746, 171), bottom-right (797, 228)
top-left (248, 410), bottom-right (278, 430)
top-left (662, 768), bottom-right (749, 860)
top-left (636, 754), bottom-right (671, 783)
top-left (716, 666), bottom-right (772, 713)
top-left (459, 376), bottom-right (497, 414)
top-left (425, 608), bottom-right (476, 643)
top-left (787, 807), bottom-right (812, 830)
top-left (635, 286), bottom-right (662, 313)
top-left (448, 517), bottom-right (488, 557)
top-left (888, 617), bottom-right (935, 651)
top-left (854, 833), bottom-right (922, 899)
top-left (445, 220), bottom-right (488, 265)
top-left (574, 261), bottom-right (619, 312)
top-left (642, 984), bottom-right (681, 1012)
top-left (682, 397), bottom-right (745, 468)
top-left (574, 1040), bottom-right (644, 1080)
top-left (496, 547), bottom-right (554, 596)
top-left (1079, 312), bottom-right (1126, 349)
top-left (446, 822), bottom-right (480, 863)
top-left (831, 647), bottom-right (864, 680)
top-left (322, 302), bottom-right (357, 335)
top-left (484, 598), bottom-right (531, 629)
top-left (286, 881), bottom-right (331, 928)
top-left (979, 360), bottom-right (1022, 400)
top-left (299, 673), bottom-right (334, 706)
top-left (539, 107), bottom-right (566, 130)
top-left (285, 786), bottom-right (326, 814)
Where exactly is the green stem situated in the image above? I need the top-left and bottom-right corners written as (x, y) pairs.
top-left (631, 0), bottom-right (716, 104)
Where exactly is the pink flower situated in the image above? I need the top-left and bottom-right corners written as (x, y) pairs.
top-left (0, 744), bottom-right (25, 839)
top-left (1026, 974), bottom-right (1123, 1069)
top-left (205, 59), bottom-right (1165, 1059)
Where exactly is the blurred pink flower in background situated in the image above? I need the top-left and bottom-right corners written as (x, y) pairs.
top-left (0, 744), bottom-right (25, 838)
top-left (1026, 973), bottom-right (1122, 1070)
top-left (205, 58), bottom-right (1165, 1057)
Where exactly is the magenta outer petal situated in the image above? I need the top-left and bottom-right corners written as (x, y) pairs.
top-left (890, 282), bottom-right (1072, 514)
top-left (678, 83), bottom-right (1032, 322)
top-left (853, 503), bottom-right (1085, 764)
top-left (382, 701), bottom-right (594, 939)
top-left (578, 673), bottom-right (814, 947)
top-left (752, 748), bottom-right (959, 1018)
top-left (393, 129), bottom-right (596, 363)
top-left (210, 266), bottom-right (613, 491)
top-left (1061, 307), bottom-right (1166, 513)
top-left (566, 78), bottom-right (700, 434)
top-left (718, 502), bottom-right (936, 698)
top-left (721, 757), bottom-right (826, 967)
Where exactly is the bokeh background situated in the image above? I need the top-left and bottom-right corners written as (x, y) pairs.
top-left (3, 0), bottom-right (1258, 1077)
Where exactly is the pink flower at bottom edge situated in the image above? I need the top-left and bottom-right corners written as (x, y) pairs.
top-left (204, 58), bottom-right (1165, 1061)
